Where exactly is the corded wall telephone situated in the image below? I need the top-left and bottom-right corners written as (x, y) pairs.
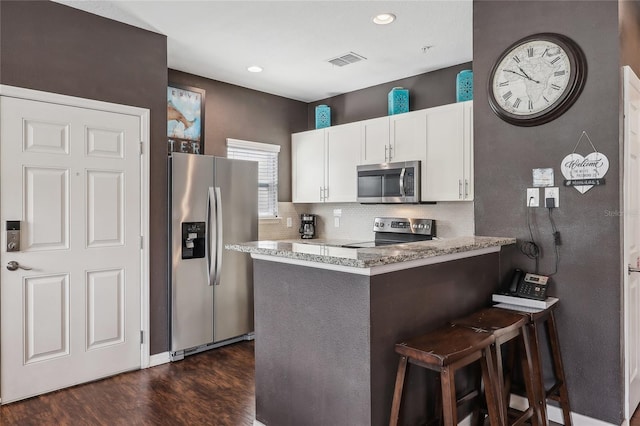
top-left (502, 268), bottom-right (549, 301)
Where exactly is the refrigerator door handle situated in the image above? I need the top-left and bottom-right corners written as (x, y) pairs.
top-left (213, 187), bottom-right (223, 286)
top-left (207, 187), bottom-right (216, 286)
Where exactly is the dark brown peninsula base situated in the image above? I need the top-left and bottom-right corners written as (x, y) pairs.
top-left (252, 252), bottom-right (501, 426)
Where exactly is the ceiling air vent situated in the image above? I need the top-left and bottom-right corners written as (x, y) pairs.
top-left (327, 52), bottom-right (367, 67)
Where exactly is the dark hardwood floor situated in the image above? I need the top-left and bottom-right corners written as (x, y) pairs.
top-left (0, 341), bottom-right (255, 426)
top-left (1, 339), bottom-right (640, 425)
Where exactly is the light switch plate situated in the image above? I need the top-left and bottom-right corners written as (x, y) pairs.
top-left (334, 217), bottom-right (340, 227)
top-left (286, 217), bottom-right (292, 228)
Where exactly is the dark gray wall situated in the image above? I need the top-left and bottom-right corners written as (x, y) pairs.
top-left (307, 62), bottom-right (473, 127)
top-left (168, 70), bottom-right (308, 202)
top-left (474, 1), bottom-right (621, 422)
top-left (0, 0), bottom-right (170, 354)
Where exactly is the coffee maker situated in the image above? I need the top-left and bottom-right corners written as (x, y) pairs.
top-left (299, 214), bottom-right (317, 239)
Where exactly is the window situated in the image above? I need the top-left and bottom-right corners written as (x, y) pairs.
top-left (227, 138), bottom-right (280, 218)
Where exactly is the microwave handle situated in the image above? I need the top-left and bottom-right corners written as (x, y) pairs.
top-left (399, 168), bottom-right (406, 197)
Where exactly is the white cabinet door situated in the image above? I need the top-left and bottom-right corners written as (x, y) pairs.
top-left (326, 122), bottom-right (360, 202)
top-left (389, 110), bottom-right (427, 163)
top-left (463, 101), bottom-right (474, 200)
top-left (360, 116), bottom-right (390, 165)
top-left (423, 103), bottom-right (465, 201)
top-left (292, 130), bottom-right (325, 203)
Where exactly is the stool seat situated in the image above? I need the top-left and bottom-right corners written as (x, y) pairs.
top-left (452, 308), bottom-right (528, 338)
top-left (396, 324), bottom-right (495, 367)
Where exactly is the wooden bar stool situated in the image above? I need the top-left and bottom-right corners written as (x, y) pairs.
top-left (389, 324), bottom-right (503, 426)
top-left (451, 308), bottom-right (542, 426)
top-left (496, 302), bottom-right (572, 426)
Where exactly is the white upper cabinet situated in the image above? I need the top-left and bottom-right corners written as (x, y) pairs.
top-left (389, 109), bottom-right (427, 163)
top-left (325, 122), bottom-right (360, 202)
top-left (292, 129), bottom-right (325, 203)
top-left (360, 116), bottom-right (390, 165)
top-left (292, 122), bottom-right (360, 203)
top-left (292, 101), bottom-right (473, 203)
top-left (422, 101), bottom-right (473, 201)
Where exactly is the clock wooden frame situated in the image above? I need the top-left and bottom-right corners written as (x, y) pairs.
top-left (487, 33), bottom-right (587, 127)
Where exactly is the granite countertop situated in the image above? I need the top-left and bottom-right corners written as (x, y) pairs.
top-left (226, 236), bottom-right (516, 269)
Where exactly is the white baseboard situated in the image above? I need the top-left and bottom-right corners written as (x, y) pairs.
top-left (510, 394), bottom-right (616, 426)
top-left (148, 351), bottom-right (171, 367)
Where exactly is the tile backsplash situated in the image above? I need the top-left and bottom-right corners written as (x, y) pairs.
top-left (259, 201), bottom-right (474, 241)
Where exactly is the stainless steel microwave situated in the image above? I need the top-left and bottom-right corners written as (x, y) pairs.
top-left (356, 161), bottom-right (420, 203)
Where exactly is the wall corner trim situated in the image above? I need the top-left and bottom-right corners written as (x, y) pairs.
top-left (148, 352), bottom-right (171, 368)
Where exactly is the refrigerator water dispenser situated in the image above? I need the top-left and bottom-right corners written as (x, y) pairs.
top-left (181, 222), bottom-right (206, 259)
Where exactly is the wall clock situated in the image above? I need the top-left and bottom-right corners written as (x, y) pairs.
top-left (488, 33), bottom-right (587, 126)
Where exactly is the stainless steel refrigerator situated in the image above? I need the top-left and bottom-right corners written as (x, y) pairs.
top-left (169, 152), bottom-right (258, 360)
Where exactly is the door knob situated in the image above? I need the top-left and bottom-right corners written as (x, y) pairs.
top-left (6, 261), bottom-right (31, 271)
top-left (629, 265), bottom-right (640, 275)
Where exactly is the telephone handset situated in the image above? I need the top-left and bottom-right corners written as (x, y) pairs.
top-left (503, 268), bottom-right (549, 301)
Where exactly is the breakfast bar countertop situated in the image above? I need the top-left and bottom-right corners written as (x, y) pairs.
top-left (226, 236), bottom-right (516, 270)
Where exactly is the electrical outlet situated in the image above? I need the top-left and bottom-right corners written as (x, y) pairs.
top-left (286, 217), bottom-right (292, 228)
top-left (545, 187), bottom-right (560, 208)
top-left (334, 217), bottom-right (340, 228)
top-left (526, 188), bottom-right (539, 207)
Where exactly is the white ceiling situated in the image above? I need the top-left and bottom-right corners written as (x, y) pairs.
top-left (53, 1), bottom-right (472, 102)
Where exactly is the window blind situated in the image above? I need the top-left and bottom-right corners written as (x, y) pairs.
top-left (227, 139), bottom-right (280, 218)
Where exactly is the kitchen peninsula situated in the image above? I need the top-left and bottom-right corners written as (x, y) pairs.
top-left (227, 237), bottom-right (515, 426)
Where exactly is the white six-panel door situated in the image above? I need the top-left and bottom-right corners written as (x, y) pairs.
top-left (624, 65), bottom-right (640, 420)
top-left (0, 95), bottom-right (143, 403)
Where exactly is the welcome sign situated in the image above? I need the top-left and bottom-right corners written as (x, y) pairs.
top-left (561, 131), bottom-right (609, 194)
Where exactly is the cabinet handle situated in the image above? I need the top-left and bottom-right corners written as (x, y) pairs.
top-left (458, 180), bottom-right (463, 199)
top-left (384, 145), bottom-right (388, 162)
top-left (464, 179), bottom-right (469, 198)
top-left (324, 186), bottom-right (329, 200)
top-left (320, 186), bottom-right (324, 201)
top-left (388, 145), bottom-right (393, 161)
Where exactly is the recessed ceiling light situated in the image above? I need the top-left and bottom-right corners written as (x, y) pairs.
top-left (373, 13), bottom-right (396, 25)
top-left (247, 65), bottom-right (263, 73)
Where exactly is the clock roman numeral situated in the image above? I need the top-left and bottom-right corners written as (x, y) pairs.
top-left (541, 48), bottom-right (549, 57)
top-left (513, 98), bottom-right (521, 108)
top-left (502, 91), bottom-right (513, 101)
top-left (550, 57), bottom-right (561, 65)
top-left (513, 56), bottom-right (521, 63)
top-left (528, 100), bottom-right (534, 111)
top-left (551, 83), bottom-right (562, 90)
top-left (543, 96), bottom-right (550, 103)
top-left (554, 70), bottom-right (566, 77)
top-left (498, 81), bottom-right (509, 87)
top-left (527, 47), bottom-right (534, 57)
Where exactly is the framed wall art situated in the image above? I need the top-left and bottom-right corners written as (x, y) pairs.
top-left (167, 84), bottom-right (205, 154)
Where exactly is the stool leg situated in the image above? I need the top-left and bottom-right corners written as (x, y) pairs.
top-left (519, 325), bottom-right (542, 426)
top-left (440, 366), bottom-right (458, 426)
top-left (490, 342), bottom-right (509, 424)
top-left (547, 311), bottom-right (572, 426)
top-left (389, 356), bottom-right (408, 426)
top-left (479, 348), bottom-right (504, 426)
top-left (527, 321), bottom-right (549, 425)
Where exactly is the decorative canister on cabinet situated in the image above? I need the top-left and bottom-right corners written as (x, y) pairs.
top-left (388, 87), bottom-right (409, 115)
top-left (456, 70), bottom-right (473, 102)
top-left (315, 105), bottom-right (331, 129)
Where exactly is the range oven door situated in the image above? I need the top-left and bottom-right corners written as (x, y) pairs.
top-left (357, 161), bottom-right (420, 203)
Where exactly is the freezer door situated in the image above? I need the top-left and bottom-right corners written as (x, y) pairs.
top-left (213, 157), bottom-right (258, 342)
top-left (170, 153), bottom-right (215, 352)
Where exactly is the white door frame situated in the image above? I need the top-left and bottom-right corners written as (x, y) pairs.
top-left (0, 84), bottom-right (151, 369)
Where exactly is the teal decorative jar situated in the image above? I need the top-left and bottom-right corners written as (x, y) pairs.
top-left (456, 70), bottom-right (473, 102)
top-left (315, 105), bottom-right (331, 129)
top-left (388, 87), bottom-right (409, 115)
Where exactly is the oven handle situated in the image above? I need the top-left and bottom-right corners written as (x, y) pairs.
top-left (399, 168), bottom-right (406, 197)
